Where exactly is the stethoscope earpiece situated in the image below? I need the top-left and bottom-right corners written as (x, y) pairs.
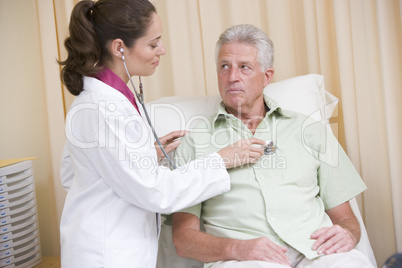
top-left (120, 48), bottom-right (124, 60)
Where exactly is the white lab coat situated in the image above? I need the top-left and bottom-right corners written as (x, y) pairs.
top-left (60, 76), bottom-right (230, 268)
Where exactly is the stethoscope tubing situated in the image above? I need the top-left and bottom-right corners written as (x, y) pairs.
top-left (122, 56), bottom-right (177, 169)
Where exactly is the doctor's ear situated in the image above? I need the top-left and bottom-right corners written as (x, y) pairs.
top-left (110, 39), bottom-right (126, 58)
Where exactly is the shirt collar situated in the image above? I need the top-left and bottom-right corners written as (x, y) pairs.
top-left (213, 95), bottom-right (293, 126)
top-left (94, 67), bottom-right (140, 114)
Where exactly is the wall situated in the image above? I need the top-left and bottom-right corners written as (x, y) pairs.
top-left (0, 0), bottom-right (60, 256)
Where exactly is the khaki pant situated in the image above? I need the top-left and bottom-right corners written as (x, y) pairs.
top-left (212, 248), bottom-right (374, 268)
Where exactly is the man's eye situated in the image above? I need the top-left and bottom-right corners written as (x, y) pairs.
top-left (242, 65), bottom-right (250, 69)
top-left (221, 64), bottom-right (228, 69)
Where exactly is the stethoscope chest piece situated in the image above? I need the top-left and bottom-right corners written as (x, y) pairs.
top-left (263, 140), bottom-right (276, 155)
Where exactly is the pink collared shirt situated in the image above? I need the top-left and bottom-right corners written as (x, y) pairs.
top-left (95, 67), bottom-right (141, 115)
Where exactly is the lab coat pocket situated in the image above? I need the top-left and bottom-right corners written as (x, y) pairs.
top-left (105, 238), bottom-right (151, 268)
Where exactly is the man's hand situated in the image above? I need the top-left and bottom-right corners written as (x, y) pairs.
top-left (311, 224), bottom-right (357, 255)
top-left (311, 202), bottom-right (360, 255)
top-left (173, 212), bottom-right (290, 266)
top-left (231, 237), bottom-right (291, 266)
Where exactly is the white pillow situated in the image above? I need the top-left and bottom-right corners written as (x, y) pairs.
top-left (145, 95), bottom-right (221, 137)
top-left (264, 74), bottom-right (338, 123)
top-left (145, 74), bottom-right (338, 137)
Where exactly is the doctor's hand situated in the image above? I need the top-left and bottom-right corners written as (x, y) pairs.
top-left (310, 224), bottom-right (357, 255)
top-left (217, 138), bottom-right (265, 169)
top-left (155, 130), bottom-right (189, 162)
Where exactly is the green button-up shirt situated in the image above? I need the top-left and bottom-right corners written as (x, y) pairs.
top-left (175, 96), bottom-right (366, 266)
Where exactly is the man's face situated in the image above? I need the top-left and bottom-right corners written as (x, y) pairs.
top-left (217, 42), bottom-right (273, 113)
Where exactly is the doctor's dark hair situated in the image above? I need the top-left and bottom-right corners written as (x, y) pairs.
top-left (58, 0), bottom-right (156, 96)
top-left (215, 24), bottom-right (274, 71)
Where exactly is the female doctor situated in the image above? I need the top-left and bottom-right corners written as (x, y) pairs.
top-left (58, 0), bottom-right (265, 267)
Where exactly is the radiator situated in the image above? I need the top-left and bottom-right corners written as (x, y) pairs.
top-left (0, 160), bottom-right (41, 268)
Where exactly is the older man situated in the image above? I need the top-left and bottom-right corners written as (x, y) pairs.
top-left (171, 24), bottom-right (374, 268)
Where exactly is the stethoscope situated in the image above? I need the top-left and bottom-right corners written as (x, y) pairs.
top-left (120, 47), bottom-right (177, 169)
top-left (120, 47), bottom-right (276, 162)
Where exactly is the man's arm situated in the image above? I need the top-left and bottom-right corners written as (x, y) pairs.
top-left (310, 201), bottom-right (360, 255)
top-left (172, 212), bottom-right (290, 265)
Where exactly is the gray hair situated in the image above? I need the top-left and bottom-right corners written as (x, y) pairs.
top-left (215, 24), bottom-right (274, 71)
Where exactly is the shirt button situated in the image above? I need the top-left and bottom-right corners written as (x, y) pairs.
top-left (225, 115), bottom-right (230, 119)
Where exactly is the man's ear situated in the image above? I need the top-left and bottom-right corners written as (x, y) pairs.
top-left (263, 68), bottom-right (275, 87)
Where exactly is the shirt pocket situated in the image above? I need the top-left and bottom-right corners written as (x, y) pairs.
top-left (282, 155), bottom-right (319, 189)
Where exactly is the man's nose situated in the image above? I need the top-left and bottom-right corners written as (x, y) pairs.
top-left (228, 67), bottom-right (240, 82)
